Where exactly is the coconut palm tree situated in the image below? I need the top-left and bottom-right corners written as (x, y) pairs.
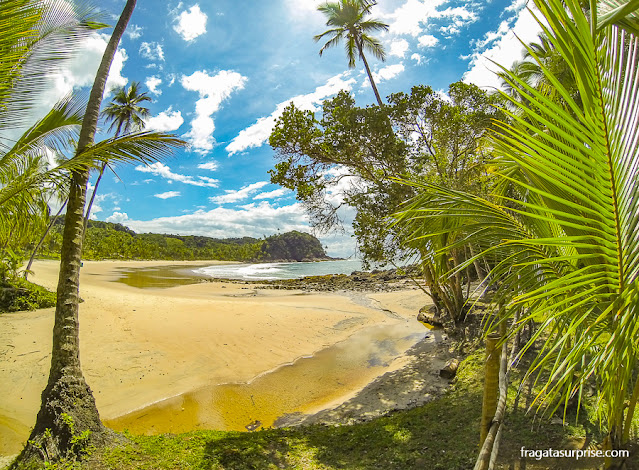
top-left (84, 81), bottom-right (151, 228)
top-left (314, 0), bottom-right (388, 107)
top-left (16, 0), bottom-right (187, 465)
top-left (395, 0), bottom-right (639, 466)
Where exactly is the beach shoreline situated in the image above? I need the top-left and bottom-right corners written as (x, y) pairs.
top-left (0, 259), bottom-right (432, 456)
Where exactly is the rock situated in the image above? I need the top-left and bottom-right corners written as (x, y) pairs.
top-left (439, 358), bottom-right (460, 380)
top-left (245, 420), bottom-right (262, 431)
top-left (417, 306), bottom-right (444, 328)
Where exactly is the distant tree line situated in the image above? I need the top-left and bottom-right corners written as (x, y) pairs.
top-left (38, 220), bottom-right (328, 262)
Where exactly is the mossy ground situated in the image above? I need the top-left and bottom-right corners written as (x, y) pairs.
top-left (11, 350), bottom-right (635, 470)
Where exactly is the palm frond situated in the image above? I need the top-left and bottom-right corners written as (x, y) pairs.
top-left (393, 0), bottom-right (639, 441)
top-left (598, 0), bottom-right (639, 35)
top-left (0, 1), bottom-right (105, 131)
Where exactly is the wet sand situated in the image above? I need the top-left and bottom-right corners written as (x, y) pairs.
top-left (0, 260), bottom-right (430, 455)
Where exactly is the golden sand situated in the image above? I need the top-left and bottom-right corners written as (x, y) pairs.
top-left (0, 260), bottom-right (428, 455)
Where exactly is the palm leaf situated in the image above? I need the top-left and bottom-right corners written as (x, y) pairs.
top-left (393, 0), bottom-right (639, 442)
top-left (0, 0), bottom-right (105, 131)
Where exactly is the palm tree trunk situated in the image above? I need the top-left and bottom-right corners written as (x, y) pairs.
top-left (24, 199), bottom-right (68, 280)
top-left (85, 122), bottom-right (121, 232)
top-left (18, 1), bottom-right (137, 465)
top-left (83, 163), bottom-right (106, 232)
top-left (356, 39), bottom-right (384, 107)
top-left (480, 333), bottom-right (501, 446)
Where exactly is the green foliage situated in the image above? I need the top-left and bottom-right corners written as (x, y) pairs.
top-left (261, 230), bottom-right (328, 261)
top-left (39, 220), bottom-right (328, 262)
top-left (269, 81), bottom-right (501, 265)
top-left (0, 277), bottom-right (56, 313)
top-left (395, 0), bottom-right (639, 449)
top-left (270, 81), bottom-right (501, 322)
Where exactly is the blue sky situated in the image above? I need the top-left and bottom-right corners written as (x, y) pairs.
top-left (44, 0), bottom-right (542, 257)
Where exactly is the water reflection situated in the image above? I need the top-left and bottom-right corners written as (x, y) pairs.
top-left (105, 321), bottom-right (429, 434)
top-left (114, 265), bottom-right (209, 289)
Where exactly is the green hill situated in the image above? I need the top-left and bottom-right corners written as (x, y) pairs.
top-left (40, 220), bottom-right (329, 262)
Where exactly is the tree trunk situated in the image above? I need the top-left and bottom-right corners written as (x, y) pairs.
top-left (17, 1), bottom-right (137, 465)
top-left (24, 200), bottom-right (68, 280)
top-left (83, 163), bottom-right (106, 232)
top-left (356, 39), bottom-right (384, 107)
top-left (480, 333), bottom-right (501, 446)
top-left (476, 327), bottom-right (508, 470)
top-left (85, 122), bottom-right (121, 232)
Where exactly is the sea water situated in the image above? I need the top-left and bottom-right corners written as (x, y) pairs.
top-left (193, 259), bottom-right (367, 281)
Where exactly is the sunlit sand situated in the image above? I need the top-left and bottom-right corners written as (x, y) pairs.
top-left (0, 259), bottom-right (430, 455)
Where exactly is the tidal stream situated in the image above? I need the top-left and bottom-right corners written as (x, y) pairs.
top-left (104, 320), bottom-right (429, 434)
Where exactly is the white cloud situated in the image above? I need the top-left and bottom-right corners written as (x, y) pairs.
top-left (173, 4), bottom-right (208, 41)
top-left (106, 212), bottom-right (129, 223)
top-left (418, 34), bottom-right (438, 48)
top-left (145, 107), bottom-right (184, 132)
top-left (382, 0), bottom-right (477, 37)
top-left (145, 75), bottom-right (162, 95)
top-left (284, 0), bottom-right (324, 22)
top-left (505, 0), bottom-right (528, 13)
top-left (124, 202), bottom-right (310, 240)
top-left (125, 24), bottom-right (143, 40)
top-left (44, 33), bottom-right (128, 107)
top-left (135, 162), bottom-right (219, 187)
top-left (389, 39), bottom-right (409, 58)
top-left (254, 188), bottom-right (291, 200)
top-left (139, 41), bottom-right (164, 61)
top-left (365, 63), bottom-right (405, 87)
top-left (474, 19), bottom-right (511, 50)
top-left (411, 53), bottom-right (423, 64)
top-left (209, 181), bottom-right (269, 204)
top-left (155, 191), bottom-right (181, 199)
top-left (226, 72), bottom-right (356, 155)
top-left (463, 5), bottom-right (542, 89)
top-left (181, 70), bottom-right (247, 154)
top-left (197, 161), bottom-right (219, 171)
top-left (87, 192), bottom-right (121, 220)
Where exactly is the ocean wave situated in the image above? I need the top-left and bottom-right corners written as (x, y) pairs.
top-left (194, 260), bottom-right (364, 281)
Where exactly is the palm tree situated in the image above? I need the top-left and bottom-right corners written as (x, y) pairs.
top-left (395, 0), bottom-right (639, 466)
top-left (84, 81), bottom-right (151, 228)
top-left (16, 0), bottom-right (187, 465)
top-left (0, 2), bottom-right (103, 282)
top-left (314, 0), bottom-right (388, 107)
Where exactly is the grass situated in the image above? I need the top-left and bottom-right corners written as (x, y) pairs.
top-left (39, 350), bottom-right (627, 470)
top-left (9, 349), bottom-right (636, 469)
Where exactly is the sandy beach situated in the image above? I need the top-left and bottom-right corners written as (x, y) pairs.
top-left (0, 259), bottom-right (432, 456)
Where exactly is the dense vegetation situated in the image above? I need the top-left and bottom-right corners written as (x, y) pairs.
top-left (38, 220), bottom-right (329, 262)
top-left (0, 278), bottom-right (56, 313)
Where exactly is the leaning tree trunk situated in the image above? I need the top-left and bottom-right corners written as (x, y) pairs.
top-left (84, 122), bottom-right (121, 232)
top-left (17, 1), bottom-right (137, 465)
top-left (356, 39), bottom-right (384, 107)
top-left (83, 162), bottom-right (106, 233)
top-left (24, 200), bottom-right (68, 280)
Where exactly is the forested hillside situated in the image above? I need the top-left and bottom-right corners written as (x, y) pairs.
top-left (39, 220), bottom-right (329, 262)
